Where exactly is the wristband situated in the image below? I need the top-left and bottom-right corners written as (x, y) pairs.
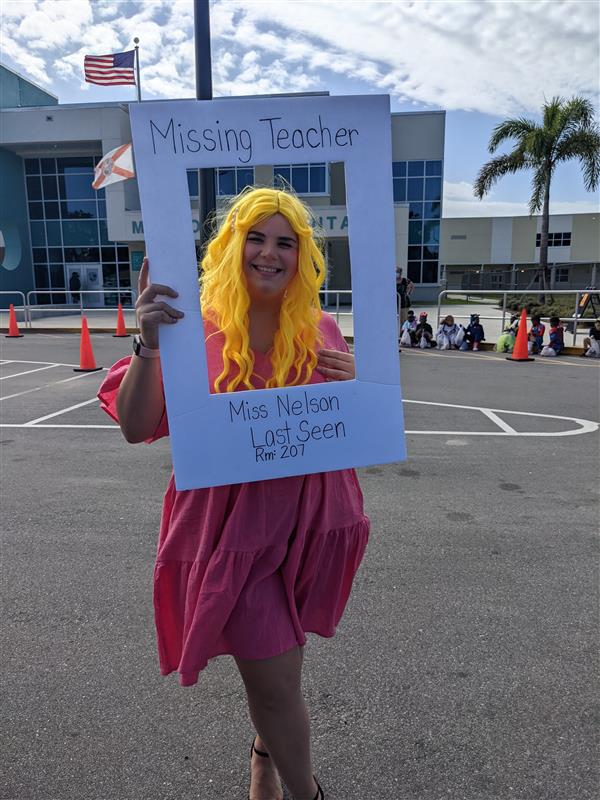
top-left (133, 334), bottom-right (160, 359)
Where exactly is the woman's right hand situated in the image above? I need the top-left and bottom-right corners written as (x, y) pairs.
top-left (135, 257), bottom-right (184, 350)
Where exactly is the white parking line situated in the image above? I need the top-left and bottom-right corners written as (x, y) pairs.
top-left (0, 364), bottom-right (60, 380)
top-left (480, 409), bottom-right (517, 434)
top-left (1, 370), bottom-right (101, 401)
top-left (1, 423), bottom-right (115, 429)
top-left (403, 399), bottom-right (598, 437)
top-left (24, 398), bottom-right (99, 426)
top-left (401, 349), bottom-right (597, 368)
top-left (0, 358), bottom-right (93, 368)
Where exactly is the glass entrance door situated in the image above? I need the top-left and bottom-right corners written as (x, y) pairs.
top-left (67, 264), bottom-right (104, 306)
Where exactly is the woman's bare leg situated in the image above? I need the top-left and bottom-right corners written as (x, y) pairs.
top-left (236, 645), bottom-right (319, 800)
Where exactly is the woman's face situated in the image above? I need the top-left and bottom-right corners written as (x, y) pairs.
top-left (243, 213), bottom-right (299, 306)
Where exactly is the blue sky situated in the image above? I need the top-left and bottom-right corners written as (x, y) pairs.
top-left (2, 0), bottom-right (599, 217)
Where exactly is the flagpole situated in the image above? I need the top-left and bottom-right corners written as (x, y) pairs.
top-left (133, 37), bottom-right (141, 102)
top-left (194, 0), bottom-right (216, 247)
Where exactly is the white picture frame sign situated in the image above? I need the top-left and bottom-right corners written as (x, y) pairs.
top-left (129, 94), bottom-right (406, 490)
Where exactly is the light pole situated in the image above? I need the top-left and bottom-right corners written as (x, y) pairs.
top-left (194, 0), bottom-right (216, 248)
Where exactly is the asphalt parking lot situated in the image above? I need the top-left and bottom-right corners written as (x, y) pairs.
top-left (2, 334), bottom-right (599, 800)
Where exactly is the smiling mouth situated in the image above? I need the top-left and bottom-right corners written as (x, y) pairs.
top-left (252, 263), bottom-right (282, 275)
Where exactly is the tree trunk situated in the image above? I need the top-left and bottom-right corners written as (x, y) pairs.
top-left (539, 168), bottom-right (552, 303)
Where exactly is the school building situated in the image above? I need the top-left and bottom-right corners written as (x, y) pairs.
top-left (441, 214), bottom-right (599, 291)
top-left (0, 63), bottom-right (446, 309)
top-left (2, 62), bottom-right (596, 313)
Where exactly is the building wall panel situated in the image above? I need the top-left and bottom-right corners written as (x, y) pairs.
top-left (571, 214), bottom-right (600, 262)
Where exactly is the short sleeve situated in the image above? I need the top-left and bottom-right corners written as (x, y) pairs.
top-left (319, 312), bottom-right (349, 353)
top-left (97, 356), bottom-right (169, 443)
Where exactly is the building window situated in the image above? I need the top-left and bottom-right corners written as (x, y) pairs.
top-left (187, 170), bottom-right (199, 197)
top-left (273, 163), bottom-right (327, 194)
top-left (217, 166), bottom-right (254, 196)
top-left (555, 268), bottom-right (569, 283)
top-left (24, 156), bottom-right (129, 305)
top-left (186, 167), bottom-right (255, 198)
top-left (536, 232), bottom-right (571, 247)
top-left (393, 159), bottom-right (442, 284)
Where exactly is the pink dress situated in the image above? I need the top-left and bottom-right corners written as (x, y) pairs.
top-left (98, 314), bottom-right (369, 686)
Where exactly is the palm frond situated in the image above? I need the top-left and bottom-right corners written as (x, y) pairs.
top-left (559, 96), bottom-right (597, 130)
top-left (529, 165), bottom-right (550, 215)
top-left (488, 118), bottom-right (537, 153)
top-left (529, 128), bottom-right (552, 162)
top-left (473, 151), bottom-right (530, 199)
top-left (555, 129), bottom-right (600, 191)
top-left (476, 95), bottom-right (599, 212)
top-left (550, 97), bottom-right (598, 157)
top-left (542, 96), bottom-right (563, 133)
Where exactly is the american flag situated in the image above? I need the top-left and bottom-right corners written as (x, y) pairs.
top-left (84, 50), bottom-right (136, 86)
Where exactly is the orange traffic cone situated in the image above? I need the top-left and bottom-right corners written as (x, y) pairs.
top-left (113, 303), bottom-right (130, 337)
top-left (74, 317), bottom-right (102, 372)
top-left (5, 304), bottom-right (24, 338)
top-left (507, 308), bottom-right (534, 362)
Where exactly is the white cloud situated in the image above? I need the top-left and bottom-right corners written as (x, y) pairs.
top-left (95, 1), bottom-right (120, 19)
top-left (0, 35), bottom-right (51, 85)
top-left (213, 0), bottom-right (599, 115)
top-left (443, 180), bottom-right (600, 217)
top-left (1, 0), bottom-right (597, 115)
top-left (15, 0), bottom-right (93, 51)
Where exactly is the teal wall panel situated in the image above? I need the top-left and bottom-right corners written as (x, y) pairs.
top-left (0, 148), bottom-right (33, 307)
top-left (0, 65), bottom-right (57, 109)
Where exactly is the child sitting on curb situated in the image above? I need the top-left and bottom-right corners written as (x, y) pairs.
top-left (460, 313), bottom-right (485, 351)
top-left (436, 315), bottom-right (465, 350)
top-left (400, 309), bottom-right (417, 348)
top-left (580, 319), bottom-right (600, 358)
top-left (528, 315), bottom-right (546, 355)
top-left (415, 312), bottom-right (436, 348)
top-left (541, 316), bottom-right (565, 357)
top-left (496, 322), bottom-right (516, 353)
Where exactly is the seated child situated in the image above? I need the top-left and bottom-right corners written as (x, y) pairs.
top-left (580, 318), bottom-right (600, 358)
top-left (436, 314), bottom-right (465, 350)
top-left (528, 315), bottom-right (546, 354)
top-left (496, 323), bottom-right (516, 353)
top-left (460, 313), bottom-right (485, 351)
top-left (400, 309), bottom-right (417, 347)
top-left (415, 312), bottom-right (436, 348)
top-left (541, 316), bottom-right (564, 357)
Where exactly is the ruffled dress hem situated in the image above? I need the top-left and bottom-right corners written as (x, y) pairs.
top-left (154, 515), bottom-right (369, 687)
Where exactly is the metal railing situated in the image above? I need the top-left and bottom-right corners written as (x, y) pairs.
top-left (0, 291), bottom-right (28, 325)
top-left (318, 289), bottom-right (353, 323)
top-left (25, 289), bottom-right (137, 328)
top-left (437, 289), bottom-right (595, 346)
top-left (442, 262), bottom-right (599, 293)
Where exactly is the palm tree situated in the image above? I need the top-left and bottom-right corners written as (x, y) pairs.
top-left (474, 96), bottom-right (600, 295)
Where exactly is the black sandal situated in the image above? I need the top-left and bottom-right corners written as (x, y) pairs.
top-left (249, 738), bottom-right (325, 799)
top-left (311, 776), bottom-right (324, 799)
top-left (248, 738), bottom-right (283, 800)
top-left (250, 737), bottom-right (271, 761)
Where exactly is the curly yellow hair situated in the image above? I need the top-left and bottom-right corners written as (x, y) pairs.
top-left (200, 187), bottom-right (325, 392)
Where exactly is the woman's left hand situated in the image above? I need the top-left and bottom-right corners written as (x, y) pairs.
top-left (316, 348), bottom-right (355, 381)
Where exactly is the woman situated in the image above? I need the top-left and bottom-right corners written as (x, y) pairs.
top-left (395, 267), bottom-right (414, 346)
top-left (98, 188), bottom-right (369, 800)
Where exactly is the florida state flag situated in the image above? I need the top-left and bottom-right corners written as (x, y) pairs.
top-left (92, 143), bottom-right (135, 190)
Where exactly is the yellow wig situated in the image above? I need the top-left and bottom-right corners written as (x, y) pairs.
top-left (200, 187), bottom-right (326, 392)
